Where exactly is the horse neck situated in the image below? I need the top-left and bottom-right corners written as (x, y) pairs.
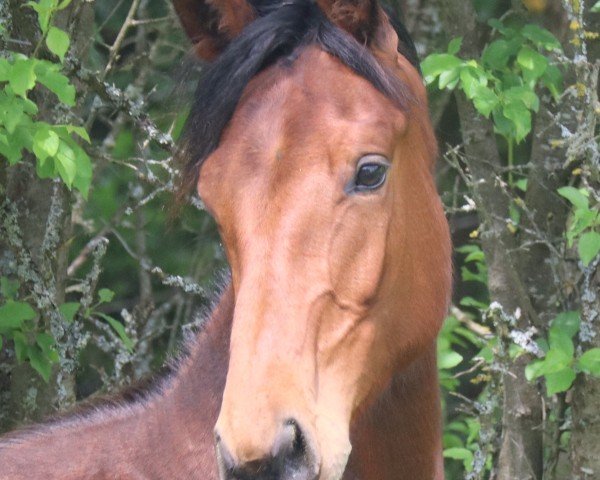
top-left (345, 344), bottom-right (444, 480)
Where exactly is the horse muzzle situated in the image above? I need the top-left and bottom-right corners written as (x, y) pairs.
top-left (215, 419), bottom-right (320, 480)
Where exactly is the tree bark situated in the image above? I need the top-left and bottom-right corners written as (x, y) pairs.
top-left (437, 2), bottom-right (545, 478)
top-left (0, 1), bottom-right (94, 432)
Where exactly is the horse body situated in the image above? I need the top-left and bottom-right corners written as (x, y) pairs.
top-left (0, 1), bottom-right (452, 478)
top-left (0, 286), bottom-right (443, 479)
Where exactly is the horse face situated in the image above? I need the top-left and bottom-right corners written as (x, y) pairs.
top-left (174, 1), bottom-right (451, 478)
top-left (199, 50), bottom-right (449, 480)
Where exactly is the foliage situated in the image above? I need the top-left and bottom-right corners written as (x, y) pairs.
top-left (526, 312), bottom-right (600, 395)
top-left (422, 20), bottom-right (562, 145)
top-left (0, 0), bottom-right (91, 197)
top-left (0, 277), bottom-right (58, 382)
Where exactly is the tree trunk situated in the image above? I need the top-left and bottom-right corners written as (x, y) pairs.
top-left (0, 0), bottom-right (94, 432)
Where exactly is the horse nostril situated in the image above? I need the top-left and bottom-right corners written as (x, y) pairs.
top-left (215, 420), bottom-right (319, 480)
top-left (272, 419), bottom-right (318, 480)
top-left (272, 419), bottom-right (302, 459)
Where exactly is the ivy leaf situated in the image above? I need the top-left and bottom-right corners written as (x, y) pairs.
top-left (545, 368), bottom-right (576, 395)
top-left (46, 26), bottom-right (70, 62)
top-left (97, 313), bottom-right (134, 352)
top-left (0, 301), bottom-right (36, 332)
top-left (577, 348), bottom-right (600, 376)
top-left (578, 231), bottom-right (600, 266)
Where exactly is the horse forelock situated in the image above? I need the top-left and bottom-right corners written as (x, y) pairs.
top-left (174, 0), bottom-right (421, 206)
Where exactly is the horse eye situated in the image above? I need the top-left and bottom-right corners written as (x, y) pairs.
top-left (354, 160), bottom-right (389, 191)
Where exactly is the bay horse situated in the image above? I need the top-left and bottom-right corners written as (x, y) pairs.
top-left (0, 0), bottom-right (452, 478)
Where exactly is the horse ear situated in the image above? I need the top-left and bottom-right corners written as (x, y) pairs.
top-left (316, 0), bottom-right (381, 44)
top-left (172, 0), bottom-right (255, 60)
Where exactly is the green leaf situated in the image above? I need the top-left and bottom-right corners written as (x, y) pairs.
top-left (504, 86), bottom-right (540, 112)
top-left (46, 26), bottom-right (70, 62)
top-left (13, 331), bottom-right (27, 362)
top-left (439, 67), bottom-right (460, 90)
top-left (25, 0), bottom-right (57, 34)
top-left (28, 344), bottom-right (52, 382)
top-left (444, 447), bottom-right (474, 472)
top-left (530, 349), bottom-right (573, 379)
top-left (545, 368), bottom-right (576, 395)
top-left (97, 313), bottom-right (134, 352)
top-left (558, 187), bottom-right (589, 210)
top-left (592, 1), bottom-right (600, 12)
top-left (0, 58), bottom-right (10, 82)
top-left (551, 311), bottom-right (580, 339)
top-left (472, 85), bottom-right (498, 117)
top-left (515, 178), bottom-right (528, 192)
top-left (35, 62), bottom-right (76, 106)
top-left (36, 332), bottom-right (59, 362)
top-left (542, 65), bottom-right (563, 100)
top-left (578, 348), bottom-right (600, 376)
top-left (578, 231), bottom-right (600, 266)
top-left (61, 125), bottom-right (90, 143)
top-left (448, 37), bottom-right (463, 55)
top-left (549, 329), bottom-right (574, 358)
top-left (517, 46), bottom-right (548, 82)
top-left (0, 277), bottom-right (19, 300)
top-left (9, 57), bottom-right (37, 97)
top-left (98, 288), bottom-right (115, 303)
top-left (503, 100), bottom-right (532, 142)
top-left (521, 24), bottom-right (561, 51)
top-left (32, 125), bottom-right (60, 162)
top-left (482, 40), bottom-right (514, 70)
top-left (0, 301), bottom-right (36, 332)
top-left (459, 296), bottom-right (488, 310)
top-left (438, 350), bottom-right (463, 369)
top-left (59, 302), bottom-right (79, 323)
top-left (421, 54), bottom-right (462, 85)
top-left (526, 359), bottom-right (545, 381)
top-left (54, 140), bottom-right (77, 187)
top-left (57, 0), bottom-right (73, 10)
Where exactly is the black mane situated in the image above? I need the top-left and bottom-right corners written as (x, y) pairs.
top-left (176, 0), bottom-right (420, 199)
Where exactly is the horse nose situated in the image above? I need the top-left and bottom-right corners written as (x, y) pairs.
top-left (215, 420), bottom-right (319, 480)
